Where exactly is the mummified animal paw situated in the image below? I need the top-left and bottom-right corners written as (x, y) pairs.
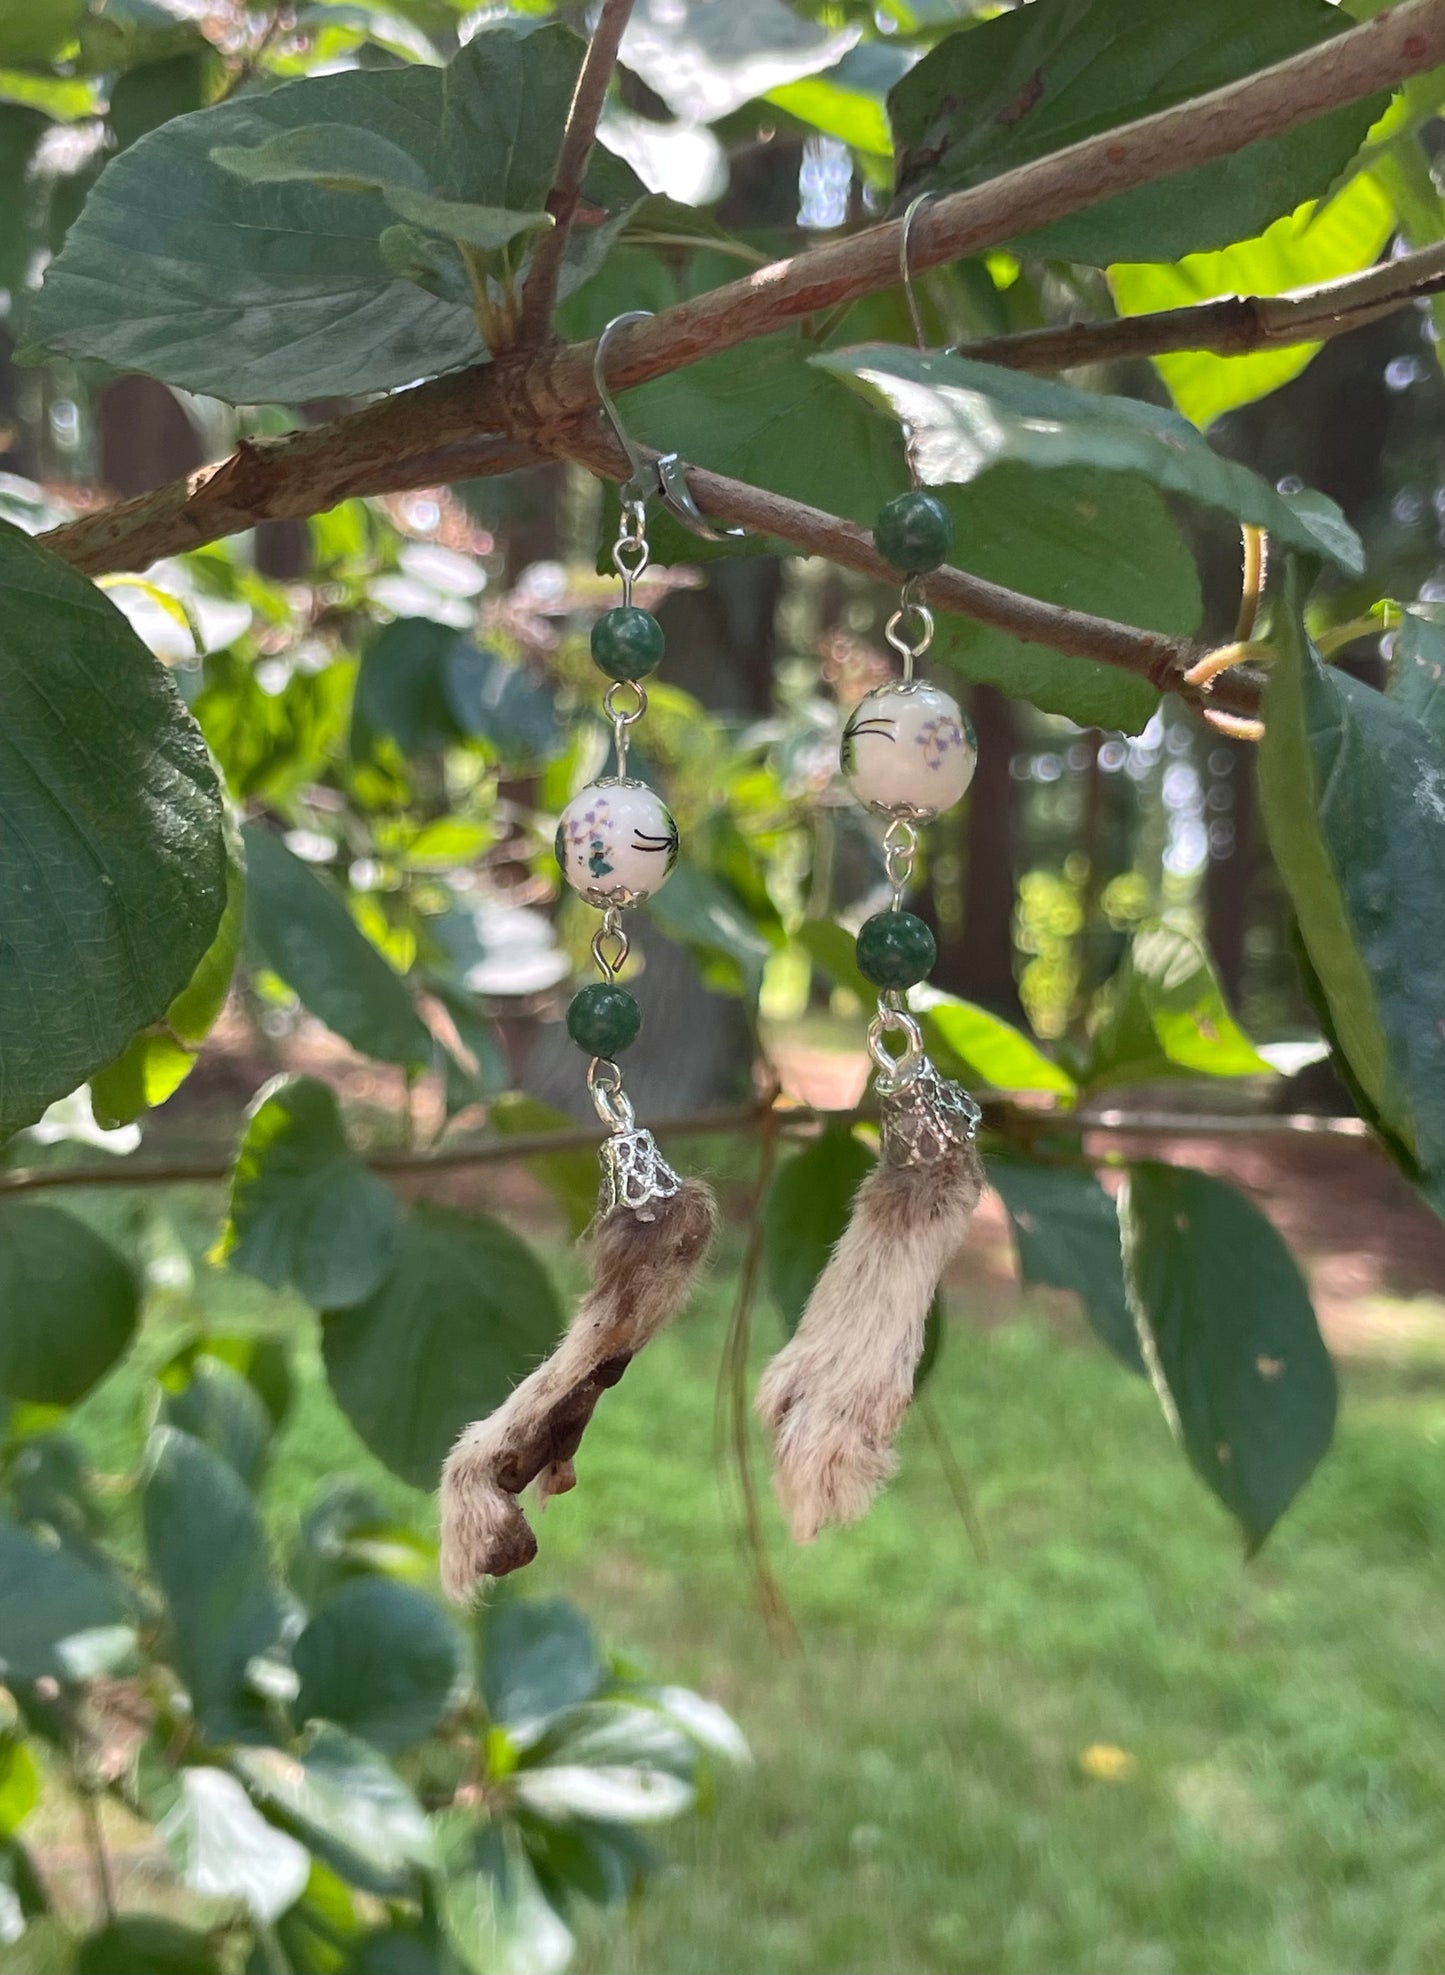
top-left (438, 1179), bottom-right (716, 1600)
top-left (756, 1147), bottom-right (982, 1541)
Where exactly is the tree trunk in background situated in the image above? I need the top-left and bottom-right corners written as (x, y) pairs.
top-left (1204, 733), bottom-right (1256, 1006)
top-left (938, 684), bottom-right (1023, 1020)
top-left (663, 557), bottom-right (784, 716)
top-left (98, 374), bottom-right (202, 497)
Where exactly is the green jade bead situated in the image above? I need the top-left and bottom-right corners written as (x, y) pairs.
top-left (855, 910), bottom-right (937, 990)
top-left (591, 605), bottom-right (665, 681)
top-left (873, 491), bottom-right (954, 575)
top-left (566, 982), bottom-right (642, 1057)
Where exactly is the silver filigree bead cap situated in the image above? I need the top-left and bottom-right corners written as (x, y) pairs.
top-left (879, 1059), bottom-right (982, 1169)
top-left (598, 1126), bottom-right (683, 1217)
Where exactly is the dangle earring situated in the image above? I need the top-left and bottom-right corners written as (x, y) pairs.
top-left (439, 313), bottom-right (733, 1600)
top-left (757, 200), bottom-right (987, 1542)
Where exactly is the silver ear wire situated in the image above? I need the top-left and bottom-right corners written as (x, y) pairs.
top-left (593, 312), bottom-right (746, 542)
top-left (898, 192), bottom-right (936, 354)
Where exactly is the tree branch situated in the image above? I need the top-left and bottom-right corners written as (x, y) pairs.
top-left (956, 238), bottom-right (1445, 374)
top-left (516, 0), bottom-right (637, 346)
top-left (41, 0), bottom-right (1445, 586)
top-left (0, 1103), bottom-right (1371, 1198)
top-left (546, 419), bottom-right (1264, 717)
top-left (44, 433), bottom-right (541, 577)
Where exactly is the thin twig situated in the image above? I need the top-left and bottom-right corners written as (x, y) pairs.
top-left (0, 1102), bottom-right (1374, 1198)
top-left (716, 1104), bottom-right (799, 1647)
top-left (955, 239), bottom-right (1445, 374)
top-left (517, 0), bottom-right (637, 346)
top-left (551, 422), bottom-right (1263, 717)
top-left (77, 1788), bottom-right (116, 1926)
top-left (918, 1392), bottom-right (989, 1567)
top-left (39, 0), bottom-right (1445, 586)
top-left (1234, 526), bottom-right (1269, 644)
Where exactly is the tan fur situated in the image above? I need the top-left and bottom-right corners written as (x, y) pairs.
top-left (756, 1146), bottom-right (982, 1541)
top-left (439, 1180), bottom-right (716, 1601)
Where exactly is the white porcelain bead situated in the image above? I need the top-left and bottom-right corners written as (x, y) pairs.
top-left (555, 780), bottom-right (679, 904)
top-left (841, 681), bottom-right (976, 817)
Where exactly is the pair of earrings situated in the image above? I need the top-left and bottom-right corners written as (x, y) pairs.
top-left (440, 295), bottom-right (984, 1599)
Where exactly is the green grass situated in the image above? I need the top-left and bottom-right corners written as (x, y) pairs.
top-left (55, 1182), bottom-right (1445, 1975)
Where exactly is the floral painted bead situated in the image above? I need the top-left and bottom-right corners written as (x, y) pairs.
top-left (554, 780), bottom-right (680, 905)
top-left (840, 681), bottom-right (977, 817)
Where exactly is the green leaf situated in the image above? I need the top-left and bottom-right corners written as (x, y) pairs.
top-left (159, 1331), bottom-right (293, 1431)
top-left (481, 1598), bottom-right (605, 1733)
top-left (1389, 605), bottom-right (1445, 742)
top-left (294, 1577), bottom-right (463, 1753)
top-left (797, 918), bottom-right (870, 1001)
top-left (0, 0), bottom-right (82, 65)
top-left (434, 1818), bottom-right (572, 1975)
top-left (0, 1739), bottom-right (37, 1836)
top-left (234, 1724), bottom-right (433, 1895)
top-left (914, 987), bottom-right (1076, 1099)
top-left (816, 346), bottom-right (1362, 573)
top-left (353, 619), bottom-right (464, 758)
top-left (1260, 570), bottom-right (1445, 1202)
top-left (1084, 925), bottom-right (1273, 1091)
top-left (90, 829), bottom-right (245, 1128)
top-left (321, 1204), bottom-right (562, 1489)
top-left (932, 468), bottom-right (1198, 733)
top-left (26, 24), bottom-right (640, 402)
top-left (1108, 169), bottom-right (1395, 430)
top-left (1120, 1161), bottom-right (1336, 1547)
top-left (211, 123), bottom-right (432, 192)
top-left (890, 0), bottom-right (1384, 264)
top-left (211, 125), bottom-right (552, 249)
top-left (242, 827), bottom-right (433, 1070)
top-left (141, 1427), bottom-right (285, 1743)
top-left (160, 1358), bottom-right (273, 1492)
top-left (159, 1765), bottom-right (311, 1926)
top-left (220, 1074), bottom-right (402, 1310)
top-left (487, 1094), bottom-right (599, 1238)
top-left (293, 1481), bottom-right (437, 1604)
top-left (766, 43), bottom-right (910, 157)
top-left (0, 103), bottom-right (46, 293)
top-left (763, 1121), bottom-right (875, 1332)
top-left (0, 522), bottom-right (226, 1143)
top-left (76, 1917), bottom-right (223, 1975)
top-left (109, 49), bottom-right (220, 155)
top-left (196, 647), bottom-right (353, 806)
top-left (646, 860), bottom-right (775, 1003)
top-left (0, 1515), bottom-right (128, 1683)
top-left (0, 1202), bottom-right (138, 1406)
top-left (609, 329), bottom-right (907, 569)
top-left (987, 1156), bottom-right (1143, 1374)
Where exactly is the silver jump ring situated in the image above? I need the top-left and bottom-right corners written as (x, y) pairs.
top-left (603, 679), bottom-right (647, 726)
top-left (591, 910), bottom-right (630, 982)
top-left (885, 600), bottom-right (935, 683)
top-left (588, 1056), bottom-right (636, 1132)
top-left (882, 815), bottom-right (918, 905)
top-left (867, 1004), bottom-right (926, 1089)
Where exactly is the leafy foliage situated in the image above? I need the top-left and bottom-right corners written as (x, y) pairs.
top-left (0, 524), bottom-right (226, 1142)
top-left (1120, 1162), bottom-right (1337, 1548)
top-left (889, 0), bottom-right (1382, 262)
top-left (0, 1302), bottom-right (742, 1972)
top-left (26, 25), bottom-right (643, 400)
